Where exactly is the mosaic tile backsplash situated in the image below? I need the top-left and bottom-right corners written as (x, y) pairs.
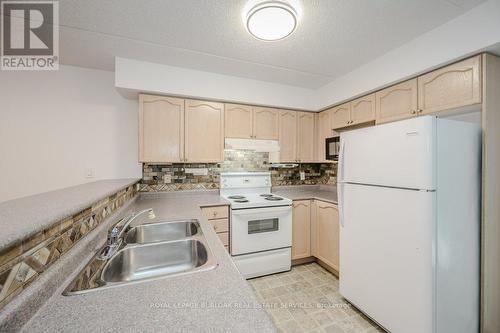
top-left (139, 150), bottom-right (337, 192)
top-left (0, 185), bottom-right (137, 310)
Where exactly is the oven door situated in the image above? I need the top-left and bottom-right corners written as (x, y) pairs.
top-left (231, 205), bottom-right (292, 255)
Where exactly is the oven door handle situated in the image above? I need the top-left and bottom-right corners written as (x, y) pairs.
top-left (231, 206), bottom-right (292, 215)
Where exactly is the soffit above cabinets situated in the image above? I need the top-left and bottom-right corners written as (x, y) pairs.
top-left (55, 0), bottom-right (485, 89)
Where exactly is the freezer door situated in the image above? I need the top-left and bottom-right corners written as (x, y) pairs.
top-left (339, 183), bottom-right (435, 333)
top-left (340, 116), bottom-right (436, 190)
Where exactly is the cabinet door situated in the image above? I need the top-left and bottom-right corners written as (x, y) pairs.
top-left (292, 200), bottom-right (311, 260)
top-left (317, 109), bottom-right (335, 163)
top-left (331, 103), bottom-right (352, 129)
top-left (139, 94), bottom-right (184, 163)
top-left (224, 103), bottom-right (253, 139)
top-left (297, 112), bottom-right (315, 162)
top-left (351, 94), bottom-right (375, 125)
top-left (418, 55), bottom-right (481, 115)
top-left (278, 110), bottom-right (297, 162)
top-left (185, 99), bottom-right (224, 162)
top-left (253, 107), bottom-right (279, 140)
top-left (315, 200), bottom-right (339, 271)
top-left (376, 79), bottom-right (418, 124)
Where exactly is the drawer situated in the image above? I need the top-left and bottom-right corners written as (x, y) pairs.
top-left (202, 206), bottom-right (229, 220)
top-left (217, 232), bottom-right (229, 246)
top-left (210, 218), bottom-right (229, 233)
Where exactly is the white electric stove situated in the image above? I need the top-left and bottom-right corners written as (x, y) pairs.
top-left (220, 172), bottom-right (292, 279)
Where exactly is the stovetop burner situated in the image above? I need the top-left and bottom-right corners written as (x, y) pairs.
top-left (260, 194), bottom-right (274, 197)
top-left (228, 195), bottom-right (246, 199)
top-left (265, 196), bottom-right (284, 201)
top-left (234, 199), bottom-right (249, 203)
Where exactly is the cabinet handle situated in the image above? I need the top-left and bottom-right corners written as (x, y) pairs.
top-left (417, 109), bottom-right (423, 114)
top-left (411, 110), bottom-right (416, 114)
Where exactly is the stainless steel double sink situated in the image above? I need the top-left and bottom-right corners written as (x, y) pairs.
top-left (64, 219), bottom-right (217, 295)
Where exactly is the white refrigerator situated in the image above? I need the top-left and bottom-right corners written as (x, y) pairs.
top-left (338, 116), bottom-right (481, 333)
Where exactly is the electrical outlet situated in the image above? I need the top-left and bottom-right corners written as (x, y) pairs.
top-left (163, 174), bottom-right (172, 184)
top-left (85, 168), bottom-right (95, 178)
top-left (300, 171), bottom-right (305, 181)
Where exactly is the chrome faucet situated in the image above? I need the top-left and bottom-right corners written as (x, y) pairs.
top-left (98, 208), bottom-right (156, 260)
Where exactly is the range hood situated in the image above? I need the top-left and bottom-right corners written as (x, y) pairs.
top-left (224, 138), bottom-right (280, 163)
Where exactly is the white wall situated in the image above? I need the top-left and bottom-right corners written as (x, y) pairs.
top-left (0, 65), bottom-right (142, 202)
top-left (115, 57), bottom-right (318, 111)
top-left (316, 0), bottom-right (500, 109)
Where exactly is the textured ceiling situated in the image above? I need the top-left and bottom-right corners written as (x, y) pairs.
top-left (54, 0), bottom-right (485, 88)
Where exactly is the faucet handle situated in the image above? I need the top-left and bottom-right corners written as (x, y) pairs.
top-left (107, 227), bottom-right (120, 246)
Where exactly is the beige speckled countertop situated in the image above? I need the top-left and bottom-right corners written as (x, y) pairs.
top-left (17, 191), bottom-right (276, 333)
top-left (0, 179), bottom-right (139, 251)
top-left (272, 185), bottom-right (338, 204)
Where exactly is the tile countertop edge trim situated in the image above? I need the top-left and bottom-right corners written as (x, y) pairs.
top-left (0, 197), bottom-right (139, 333)
top-left (0, 179), bottom-right (140, 252)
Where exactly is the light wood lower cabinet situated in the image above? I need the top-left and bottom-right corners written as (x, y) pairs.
top-left (375, 78), bottom-right (418, 124)
top-left (201, 205), bottom-right (230, 252)
top-left (313, 200), bottom-right (339, 271)
top-left (292, 200), bottom-right (311, 260)
top-left (418, 55), bottom-right (481, 115)
top-left (292, 199), bottom-right (339, 272)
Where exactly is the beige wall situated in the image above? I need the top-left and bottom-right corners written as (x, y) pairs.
top-left (0, 65), bottom-right (142, 202)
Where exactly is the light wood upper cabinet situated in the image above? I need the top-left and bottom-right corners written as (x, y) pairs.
top-left (224, 103), bottom-right (253, 139)
top-left (278, 110), bottom-right (297, 163)
top-left (350, 94), bottom-right (375, 125)
top-left (297, 112), bottom-right (315, 163)
top-left (253, 107), bottom-right (279, 140)
top-left (139, 94), bottom-right (184, 163)
top-left (184, 99), bottom-right (224, 163)
top-left (418, 55), bottom-right (481, 115)
top-left (376, 78), bottom-right (418, 124)
top-left (331, 103), bottom-right (352, 130)
top-left (292, 200), bottom-right (311, 260)
top-left (317, 109), bottom-right (335, 163)
top-left (315, 200), bottom-right (339, 271)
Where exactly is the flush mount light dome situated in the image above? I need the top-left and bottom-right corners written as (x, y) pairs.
top-left (246, 1), bottom-right (298, 41)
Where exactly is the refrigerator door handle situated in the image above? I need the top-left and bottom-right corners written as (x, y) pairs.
top-left (338, 139), bottom-right (346, 227)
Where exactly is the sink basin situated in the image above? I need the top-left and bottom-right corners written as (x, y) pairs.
top-left (101, 239), bottom-right (213, 283)
top-left (125, 220), bottom-right (200, 244)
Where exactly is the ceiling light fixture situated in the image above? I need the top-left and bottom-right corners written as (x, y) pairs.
top-left (245, 1), bottom-right (298, 41)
